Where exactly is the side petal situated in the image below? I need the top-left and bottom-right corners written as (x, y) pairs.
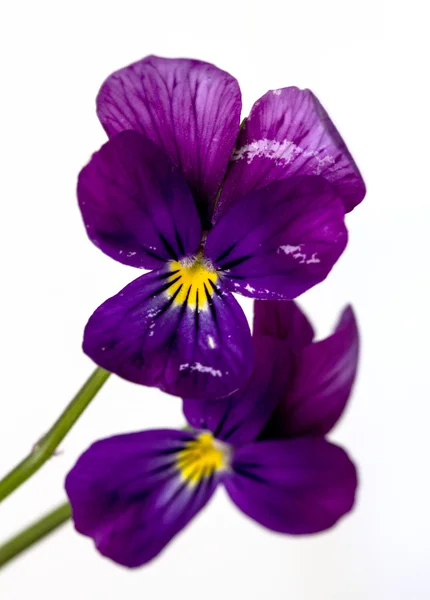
top-left (78, 131), bottom-right (202, 270)
top-left (183, 336), bottom-right (292, 446)
top-left (65, 429), bottom-right (218, 567)
top-left (264, 306), bottom-right (359, 438)
top-left (205, 176), bottom-right (347, 300)
top-left (225, 438), bottom-right (357, 534)
top-left (216, 86), bottom-right (365, 220)
top-left (83, 266), bottom-right (253, 399)
top-left (253, 300), bottom-right (314, 348)
top-left (97, 55), bottom-right (242, 224)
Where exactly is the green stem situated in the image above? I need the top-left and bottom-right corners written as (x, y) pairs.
top-left (0, 502), bottom-right (71, 569)
top-left (0, 367), bottom-right (110, 502)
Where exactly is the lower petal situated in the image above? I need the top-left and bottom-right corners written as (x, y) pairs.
top-left (83, 265), bottom-right (252, 398)
top-left (225, 438), bottom-right (357, 534)
top-left (65, 429), bottom-right (219, 568)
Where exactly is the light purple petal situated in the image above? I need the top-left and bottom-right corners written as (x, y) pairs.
top-left (83, 266), bottom-right (253, 399)
top-left (205, 176), bottom-right (347, 300)
top-left (183, 336), bottom-right (292, 446)
top-left (78, 131), bottom-right (201, 270)
top-left (65, 429), bottom-right (217, 568)
top-left (224, 438), bottom-right (357, 534)
top-left (253, 300), bottom-right (314, 349)
top-left (215, 86), bottom-right (365, 220)
top-left (97, 55), bottom-right (242, 224)
top-left (264, 306), bottom-right (359, 438)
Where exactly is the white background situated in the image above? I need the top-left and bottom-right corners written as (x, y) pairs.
top-left (0, 0), bottom-right (429, 598)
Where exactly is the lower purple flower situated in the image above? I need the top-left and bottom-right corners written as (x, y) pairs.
top-left (65, 300), bottom-right (359, 568)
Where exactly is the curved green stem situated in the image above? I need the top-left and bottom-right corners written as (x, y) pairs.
top-left (0, 367), bottom-right (110, 502)
top-left (0, 502), bottom-right (71, 569)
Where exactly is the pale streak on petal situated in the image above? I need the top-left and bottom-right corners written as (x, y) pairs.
top-left (277, 244), bottom-right (321, 265)
top-left (231, 138), bottom-right (336, 177)
top-left (180, 362), bottom-right (223, 378)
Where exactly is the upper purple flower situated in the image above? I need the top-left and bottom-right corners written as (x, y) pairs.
top-left (65, 300), bottom-right (359, 568)
top-left (79, 55), bottom-right (365, 398)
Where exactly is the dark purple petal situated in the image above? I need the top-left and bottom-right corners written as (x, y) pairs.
top-left (264, 306), bottom-right (359, 438)
top-left (183, 336), bottom-right (292, 445)
top-left (78, 131), bottom-right (201, 270)
top-left (65, 429), bottom-right (218, 567)
top-left (224, 438), bottom-right (357, 534)
top-left (205, 176), bottom-right (347, 300)
top-left (97, 55), bottom-right (242, 225)
top-left (83, 265), bottom-right (253, 399)
top-left (253, 300), bottom-right (314, 348)
top-left (215, 86), bottom-right (365, 220)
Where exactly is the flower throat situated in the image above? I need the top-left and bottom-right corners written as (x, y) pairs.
top-left (177, 432), bottom-right (229, 483)
top-left (168, 256), bottom-right (218, 309)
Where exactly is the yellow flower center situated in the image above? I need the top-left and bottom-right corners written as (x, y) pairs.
top-left (177, 432), bottom-right (230, 484)
top-left (168, 257), bottom-right (218, 309)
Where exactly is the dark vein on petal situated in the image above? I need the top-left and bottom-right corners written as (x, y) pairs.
top-left (177, 286), bottom-right (192, 323)
top-left (145, 461), bottom-right (177, 476)
top-left (159, 232), bottom-right (178, 260)
top-left (234, 465), bottom-right (267, 484)
top-left (221, 422), bottom-right (241, 442)
top-left (155, 446), bottom-right (186, 456)
top-left (144, 248), bottom-right (166, 262)
top-left (156, 284), bottom-right (183, 317)
top-left (224, 274), bottom-right (246, 280)
top-left (208, 279), bottom-right (223, 297)
top-left (157, 269), bottom-right (180, 280)
top-left (195, 289), bottom-right (200, 333)
top-left (175, 227), bottom-right (185, 256)
top-left (214, 243), bottom-right (236, 263)
top-left (150, 275), bottom-right (182, 298)
top-left (221, 254), bottom-right (251, 271)
top-left (204, 283), bottom-right (217, 322)
top-left (212, 398), bottom-right (233, 438)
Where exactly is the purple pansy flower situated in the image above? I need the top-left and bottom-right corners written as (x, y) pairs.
top-left (79, 55), bottom-right (365, 398)
top-left (66, 300), bottom-right (359, 568)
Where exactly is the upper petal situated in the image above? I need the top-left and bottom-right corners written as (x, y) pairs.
top-left (97, 55), bottom-right (242, 225)
top-left (183, 335), bottom-right (292, 446)
top-left (263, 306), bottom-right (359, 438)
top-left (83, 265), bottom-right (253, 399)
top-left (78, 131), bottom-right (202, 270)
top-left (65, 429), bottom-right (218, 567)
top-left (215, 86), bottom-right (365, 220)
top-left (205, 176), bottom-right (347, 300)
top-left (253, 300), bottom-right (314, 349)
top-left (224, 438), bottom-right (357, 534)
